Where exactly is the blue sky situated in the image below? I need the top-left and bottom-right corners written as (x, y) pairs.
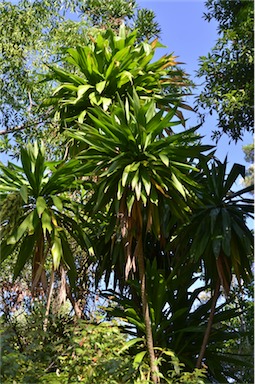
top-left (138, 0), bottom-right (253, 172)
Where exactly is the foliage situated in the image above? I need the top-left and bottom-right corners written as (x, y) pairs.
top-left (1, 15), bottom-right (254, 384)
top-left (68, 92), bottom-right (211, 290)
top-left (80, 0), bottom-right (136, 29)
top-left (44, 25), bottom-right (191, 139)
top-left (0, 0), bottom-right (88, 153)
top-left (242, 143), bottom-right (254, 190)
top-left (0, 141), bottom-right (93, 292)
top-left (80, 0), bottom-right (161, 41)
top-left (177, 158), bottom-right (254, 294)
top-left (0, 300), bottom-right (127, 383)
top-left (218, 281), bottom-right (254, 384)
top-left (43, 26), bottom-right (208, 383)
top-left (0, 304), bottom-right (205, 384)
top-left (0, 0), bottom-right (160, 156)
top-left (104, 259), bottom-right (253, 383)
top-left (196, 0), bottom-right (254, 141)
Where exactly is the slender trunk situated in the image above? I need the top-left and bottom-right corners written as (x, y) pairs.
top-left (32, 229), bottom-right (47, 295)
top-left (137, 236), bottom-right (159, 384)
top-left (66, 283), bottom-right (83, 319)
top-left (43, 266), bottom-right (55, 332)
top-left (196, 279), bottom-right (221, 368)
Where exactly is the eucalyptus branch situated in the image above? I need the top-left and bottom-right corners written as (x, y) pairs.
top-left (0, 117), bottom-right (53, 135)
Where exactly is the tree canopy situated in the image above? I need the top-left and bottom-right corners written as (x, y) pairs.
top-left (196, 0), bottom-right (254, 141)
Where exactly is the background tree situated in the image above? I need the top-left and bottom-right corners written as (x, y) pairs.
top-left (196, 0), bottom-right (254, 141)
top-left (80, 0), bottom-right (161, 41)
top-left (242, 143), bottom-right (254, 189)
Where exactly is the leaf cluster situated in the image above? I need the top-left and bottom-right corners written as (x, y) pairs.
top-left (196, 0), bottom-right (254, 141)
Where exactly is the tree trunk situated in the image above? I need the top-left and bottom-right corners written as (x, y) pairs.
top-left (136, 236), bottom-right (159, 384)
top-left (66, 283), bottom-right (84, 319)
top-left (43, 266), bottom-right (55, 332)
top-left (196, 279), bottom-right (221, 368)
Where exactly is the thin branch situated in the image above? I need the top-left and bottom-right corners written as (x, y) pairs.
top-left (66, 283), bottom-right (84, 319)
top-left (196, 279), bottom-right (221, 368)
top-left (0, 117), bottom-right (53, 135)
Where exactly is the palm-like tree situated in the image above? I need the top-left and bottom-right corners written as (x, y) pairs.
top-left (0, 142), bottom-right (92, 318)
top-left (178, 158), bottom-right (253, 369)
top-left (43, 25), bottom-right (191, 133)
top-left (67, 93), bottom-right (211, 382)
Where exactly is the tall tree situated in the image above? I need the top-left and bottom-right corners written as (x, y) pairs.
top-left (43, 26), bottom-right (204, 382)
top-left (67, 95), bottom-right (210, 383)
top-left (196, 0), bottom-right (254, 141)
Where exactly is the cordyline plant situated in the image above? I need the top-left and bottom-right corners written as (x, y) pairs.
top-left (43, 24), bottom-right (192, 134)
top-left (176, 157), bottom-right (254, 369)
top-left (0, 142), bottom-right (92, 320)
top-left (66, 92), bottom-right (211, 382)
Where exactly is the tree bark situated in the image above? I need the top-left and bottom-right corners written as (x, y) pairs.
top-left (196, 279), bottom-right (221, 368)
top-left (66, 283), bottom-right (84, 319)
top-left (43, 266), bottom-right (55, 332)
top-left (136, 235), bottom-right (159, 384)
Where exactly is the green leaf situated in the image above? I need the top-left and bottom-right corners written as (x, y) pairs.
top-left (171, 173), bottom-right (186, 198)
top-left (41, 210), bottom-right (53, 234)
top-left (19, 185), bottom-right (28, 203)
top-left (60, 232), bottom-right (77, 289)
top-left (96, 80), bottom-right (106, 94)
top-left (117, 179), bottom-right (124, 200)
top-left (133, 351), bottom-right (147, 367)
top-left (13, 233), bottom-right (37, 280)
top-left (7, 212), bottom-right (35, 245)
top-left (78, 110), bottom-right (87, 123)
top-left (51, 231), bottom-right (63, 269)
top-left (77, 84), bottom-right (92, 99)
top-left (159, 153), bottom-right (169, 167)
top-left (52, 195), bottom-right (63, 211)
top-left (89, 92), bottom-right (100, 105)
top-left (135, 181), bottom-right (142, 201)
top-left (0, 240), bottom-right (18, 264)
top-left (127, 194), bottom-right (135, 215)
top-left (20, 147), bottom-right (36, 191)
top-left (210, 208), bottom-right (221, 233)
top-left (212, 236), bottom-right (222, 258)
top-left (36, 196), bottom-right (47, 218)
top-left (221, 209), bottom-right (231, 256)
top-left (118, 337), bottom-right (144, 354)
top-left (101, 97), bottom-right (112, 111)
top-left (224, 163), bottom-right (245, 194)
top-left (131, 170), bottom-right (139, 190)
top-left (122, 167), bottom-right (130, 187)
top-left (150, 185), bottom-right (158, 205)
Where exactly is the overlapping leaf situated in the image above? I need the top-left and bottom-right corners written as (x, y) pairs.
top-left (43, 25), bottom-right (191, 132)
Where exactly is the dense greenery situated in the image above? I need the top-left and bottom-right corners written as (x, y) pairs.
top-left (0, 0), bottom-right (160, 155)
top-left (0, 2), bottom-right (254, 383)
top-left (242, 143), bottom-right (254, 189)
top-left (196, 0), bottom-right (254, 141)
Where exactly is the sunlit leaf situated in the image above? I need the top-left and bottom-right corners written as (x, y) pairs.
top-left (36, 196), bottom-right (47, 218)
